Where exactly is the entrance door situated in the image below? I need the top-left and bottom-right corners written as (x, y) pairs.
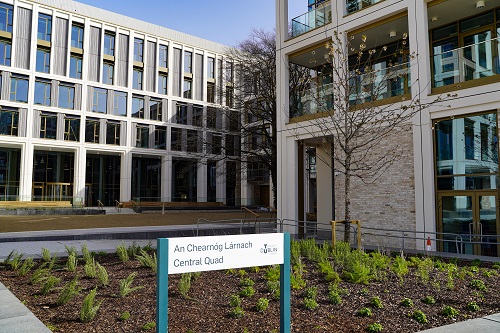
top-left (438, 192), bottom-right (499, 256)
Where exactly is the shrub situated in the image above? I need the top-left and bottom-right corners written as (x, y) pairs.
top-left (178, 273), bottom-right (192, 298)
top-left (239, 278), bottom-right (255, 287)
top-left (255, 298), bottom-right (269, 312)
top-left (249, 266), bottom-right (260, 273)
top-left (238, 269), bottom-right (247, 277)
top-left (304, 286), bottom-right (318, 300)
top-left (328, 290), bottom-right (342, 305)
top-left (412, 310), bottom-right (428, 324)
top-left (492, 263), bottom-right (500, 270)
top-left (41, 248), bottom-right (52, 262)
top-left (80, 287), bottom-right (102, 323)
top-left (342, 261), bottom-right (372, 285)
top-left (84, 258), bottom-right (97, 278)
top-left (229, 306), bottom-right (244, 318)
top-left (401, 298), bottom-right (414, 307)
top-left (40, 275), bottom-right (61, 295)
top-left (142, 321), bottom-right (156, 330)
top-left (470, 279), bottom-right (487, 291)
top-left (116, 242), bottom-right (129, 262)
top-left (318, 260), bottom-right (340, 284)
top-left (229, 294), bottom-right (241, 308)
top-left (367, 322), bottom-right (383, 333)
top-left (441, 305), bottom-right (459, 319)
top-left (64, 245), bottom-right (77, 257)
top-left (96, 263), bottom-right (109, 286)
top-left (358, 307), bottom-right (372, 317)
top-left (240, 286), bottom-right (255, 298)
top-left (391, 256), bottom-right (409, 282)
top-left (119, 272), bottom-right (144, 297)
top-left (468, 302), bottom-right (480, 312)
top-left (135, 250), bottom-right (157, 273)
top-left (482, 269), bottom-right (498, 278)
top-left (303, 297), bottom-right (318, 310)
top-left (57, 277), bottom-right (80, 306)
top-left (4, 251), bottom-right (24, 270)
top-left (119, 311), bottom-right (130, 321)
top-left (19, 257), bottom-right (35, 276)
top-left (30, 267), bottom-right (49, 285)
top-left (81, 243), bottom-right (92, 263)
top-left (264, 265), bottom-right (280, 282)
top-left (290, 274), bottom-right (306, 290)
top-left (66, 253), bottom-right (78, 272)
top-left (370, 296), bottom-right (383, 309)
top-left (422, 295), bottom-right (436, 305)
top-left (127, 243), bottom-right (142, 257)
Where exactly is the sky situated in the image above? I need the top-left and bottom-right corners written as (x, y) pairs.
top-left (75, 0), bottom-right (305, 47)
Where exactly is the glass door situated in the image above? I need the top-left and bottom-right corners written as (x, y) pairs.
top-left (478, 194), bottom-right (499, 256)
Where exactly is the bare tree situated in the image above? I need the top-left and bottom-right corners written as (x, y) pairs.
top-left (289, 31), bottom-right (450, 242)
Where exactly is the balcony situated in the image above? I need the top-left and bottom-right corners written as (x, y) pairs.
top-left (346, 0), bottom-right (384, 15)
top-left (290, 1), bottom-right (331, 38)
top-left (432, 37), bottom-right (500, 90)
top-left (290, 83), bottom-right (334, 118)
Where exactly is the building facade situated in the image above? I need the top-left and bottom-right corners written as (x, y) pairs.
top-left (276, 0), bottom-right (500, 256)
top-left (0, 0), bottom-right (265, 207)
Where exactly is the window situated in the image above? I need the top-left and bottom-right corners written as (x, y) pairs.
top-left (187, 130), bottom-right (200, 153)
top-left (225, 87), bottom-right (233, 107)
top-left (193, 105), bottom-right (203, 127)
top-left (176, 102), bottom-right (187, 124)
top-left (85, 118), bottom-right (99, 143)
top-left (155, 126), bottom-right (166, 149)
top-left (158, 74), bottom-right (167, 94)
top-left (133, 68), bottom-right (143, 90)
top-left (171, 128), bottom-right (182, 151)
top-left (37, 13), bottom-right (52, 42)
top-left (207, 107), bottom-right (218, 129)
top-left (103, 62), bottom-right (114, 85)
top-left (0, 3), bottom-right (13, 33)
top-left (71, 24), bottom-right (84, 49)
top-left (184, 51), bottom-right (192, 73)
top-left (225, 134), bottom-right (240, 156)
top-left (10, 75), bottom-right (28, 103)
top-left (0, 108), bottom-right (18, 136)
top-left (36, 48), bottom-right (50, 73)
top-left (183, 79), bottom-right (192, 99)
top-left (207, 82), bottom-right (215, 103)
top-left (34, 79), bottom-right (51, 106)
top-left (113, 91), bottom-right (127, 116)
top-left (208, 57), bottom-right (215, 79)
top-left (0, 39), bottom-right (11, 66)
top-left (136, 125), bottom-right (149, 148)
top-left (132, 95), bottom-right (144, 118)
top-left (134, 38), bottom-right (144, 62)
top-left (225, 62), bottom-right (233, 82)
top-left (228, 111), bottom-right (239, 132)
top-left (92, 87), bottom-right (107, 113)
top-left (106, 122), bottom-right (120, 145)
top-left (59, 83), bottom-right (75, 109)
top-left (103, 32), bottom-right (115, 56)
top-left (159, 44), bottom-right (168, 68)
top-left (64, 116), bottom-right (80, 141)
top-left (69, 55), bottom-right (82, 79)
top-left (465, 119), bottom-right (475, 160)
top-left (40, 112), bottom-right (57, 139)
top-left (210, 133), bottom-right (222, 155)
top-left (150, 98), bottom-right (162, 121)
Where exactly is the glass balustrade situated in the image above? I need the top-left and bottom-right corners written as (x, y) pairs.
top-left (291, 1), bottom-right (331, 38)
top-left (290, 83), bottom-right (334, 117)
top-left (346, 0), bottom-right (384, 14)
top-left (432, 37), bottom-right (500, 88)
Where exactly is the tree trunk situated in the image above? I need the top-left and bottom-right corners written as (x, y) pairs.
top-left (344, 155), bottom-right (351, 243)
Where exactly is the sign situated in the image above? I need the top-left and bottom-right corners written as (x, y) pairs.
top-left (167, 233), bottom-right (284, 274)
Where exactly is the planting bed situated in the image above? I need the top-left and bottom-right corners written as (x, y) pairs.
top-left (1, 240), bottom-right (500, 333)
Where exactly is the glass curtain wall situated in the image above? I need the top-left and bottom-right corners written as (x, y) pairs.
top-left (85, 154), bottom-right (120, 206)
top-left (132, 157), bottom-right (161, 200)
top-left (172, 159), bottom-right (197, 202)
top-left (33, 151), bottom-right (74, 200)
top-left (0, 148), bottom-right (20, 200)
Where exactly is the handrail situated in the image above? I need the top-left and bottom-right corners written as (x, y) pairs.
top-left (242, 206), bottom-right (260, 218)
top-left (131, 200), bottom-right (138, 209)
top-left (433, 36), bottom-right (500, 57)
top-left (114, 200), bottom-right (122, 212)
top-left (97, 200), bottom-right (104, 210)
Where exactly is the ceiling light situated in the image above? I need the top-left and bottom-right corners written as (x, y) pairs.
top-left (389, 31), bottom-right (397, 38)
top-left (431, 17), bottom-right (438, 22)
top-left (476, 1), bottom-right (485, 9)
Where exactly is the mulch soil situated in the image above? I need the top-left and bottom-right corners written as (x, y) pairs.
top-left (1, 252), bottom-right (500, 333)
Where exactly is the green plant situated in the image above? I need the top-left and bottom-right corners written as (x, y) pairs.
top-left (84, 258), bottom-right (97, 278)
top-left (470, 279), bottom-right (487, 291)
top-left (66, 252), bottom-right (78, 272)
top-left (80, 287), bottom-right (102, 322)
top-left (415, 258), bottom-right (434, 284)
top-left (267, 281), bottom-right (280, 300)
top-left (441, 305), bottom-right (459, 319)
top-left (412, 310), bottom-right (428, 324)
top-left (318, 260), bottom-right (341, 283)
top-left (401, 298), bottom-right (414, 307)
top-left (468, 301), bottom-right (480, 312)
top-left (303, 297), bottom-right (318, 310)
top-left (358, 307), bottom-right (372, 317)
top-left (328, 290), bottom-right (342, 305)
top-left (30, 267), bottom-right (49, 284)
top-left (45, 323), bottom-right (57, 331)
top-left (391, 255), bottom-right (409, 282)
top-left (64, 245), bottom-right (77, 257)
top-left (370, 296), bottom-right (383, 309)
top-left (238, 269), bottom-right (247, 277)
top-left (492, 263), bottom-right (500, 270)
top-left (305, 286), bottom-right (318, 300)
top-left (239, 278), bottom-right (255, 287)
top-left (230, 294), bottom-right (242, 308)
top-left (482, 269), bottom-right (498, 278)
top-left (225, 268), bottom-right (236, 274)
top-left (422, 295), bottom-right (436, 305)
top-left (178, 273), bottom-right (192, 298)
top-left (142, 321), bottom-right (156, 330)
top-left (119, 311), bottom-right (130, 321)
top-left (40, 275), bottom-right (61, 295)
top-left (367, 322), bottom-right (383, 332)
top-left (249, 266), bottom-right (260, 273)
top-left (18, 257), bottom-right (35, 276)
top-left (56, 277), bottom-right (80, 306)
top-left (81, 243), bottom-right (92, 263)
top-left (229, 306), bottom-right (244, 318)
top-left (142, 242), bottom-right (154, 252)
top-left (471, 258), bottom-right (482, 267)
top-left (342, 261), bottom-right (373, 285)
top-left (96, 263), bottom-right (109, 286)
top-left (360, 288), bottom-right (369, 295)
top-left (290, 273), bottom-right (306, 290)
top-left (264, 265), bottom-right (280, 282)
top-left (4, 251), bottom-right (24, 270)
top-left (116, 242), bottom-right (129, 262)
top-left (135, 250), bottom-right (157, 273)
top-left (119, 272), bottom-right (144, 297)
top-left (127, 243), bottom-right (142, 257)
top-left (239, 286), bottom-right (255, 298)
top-left (255, 297), bottom-right (269, 312)
top-left (41, 248), bottom-right (52, 262)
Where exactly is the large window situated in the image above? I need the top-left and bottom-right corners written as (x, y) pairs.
top-left (0, 3), bottom-right (13, 33)
top-left (133, 68), bottom-right (143, 90)
top-left (154, 126), bottom-right (166, 149)
top-left (92, 87), bottom-right (107, 113)
top-left (40, 112), bottom-right (57, 139)
top-left (103, 62), bottom-right (114, 85)
top-left (69, 55), bottom-right (82, 79)
top-left (184, 51), bottom-right (192, 73)
top-left (183, 79), bottom-right (192, 99)
top-left (106, 121), bottom-right (120, 145)
top-left (64, 116), bottom-right (80, 141)
top-left (103, 32), bottom-right (115, 56)
top-left (85, 118), bottom-right (99, 143)
top-left (37, 13), bottom-right (52, 42)
top-left (207, 57), bottom-right (215, 79)
top-left (36, 48), bottom-right (50, 73)
top-left (71, 24), bottom-right (84, 49)
top-left (58, 83), bottom-right (75, 110)
top-left (193, 105), bottom-right (203, 127)
top-left (136, 125), bottom-right (149, 148)
top-left (10, 75), bottom-right (28, 103)
top-left (150, 98), bottom-right (162, 121)
top-left (0, 108), bottom-right (18, 136)
top-left (159, 44), bottom-right (168, 68)
top-left (171, 128), bottom-right (182, 151)
top-left (176, 102), bottom-right (187, 124)
top-left (132, 95), bottom-right (144, 118)
top-left (113, 91), bottom-right (127, 116)
top-left (207, 82), bottom-right (215, 103)
top-left (187, 130), bottom-right (200, 153)
top-left (0, 39), bottom-right (11, 66)
top-left (34, 78), bottom-right (51, 106)
top-left (158, 74), bottom-right (167, 94)
top-left (134, 38), bottom-right (144, 62)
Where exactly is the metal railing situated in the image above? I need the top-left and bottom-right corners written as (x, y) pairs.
top-left (196, 217), bottom-right (280, 237)
top-left (97, 200), bottom-right (104, 210)
top-left (346, 0), bottom-right (384, 14)
top-left (114, 200), bottom-right (122, 212)
top-left (290, 1), bottom-right (332, 38)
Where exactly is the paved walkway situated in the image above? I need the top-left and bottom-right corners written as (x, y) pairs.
top-left (1, 227), bottom-right (500, 332)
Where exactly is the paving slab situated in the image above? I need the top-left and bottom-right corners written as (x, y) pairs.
top-left (418, 317), bottom-right (500, 333)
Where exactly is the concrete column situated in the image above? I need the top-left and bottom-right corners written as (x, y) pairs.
top-left (216, 160), bottom-right (226, 204)
top-left (279, 138), bottom-right (299, 234)
top-left (120, 151), bottom-right (132, 202)
top-left (161, 155), bottom-right (172, 202)
top-left (73, 147), bottom-right (87, 204)
top-left (197, 159), bottom-right (207, 202)
top-left (19, 143), bottom-right (33, 201)
top-left (316, 144), bottom-right (333, 229)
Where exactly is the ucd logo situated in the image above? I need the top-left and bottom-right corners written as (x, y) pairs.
top-left (260, 243), bottom-right (278, 254)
